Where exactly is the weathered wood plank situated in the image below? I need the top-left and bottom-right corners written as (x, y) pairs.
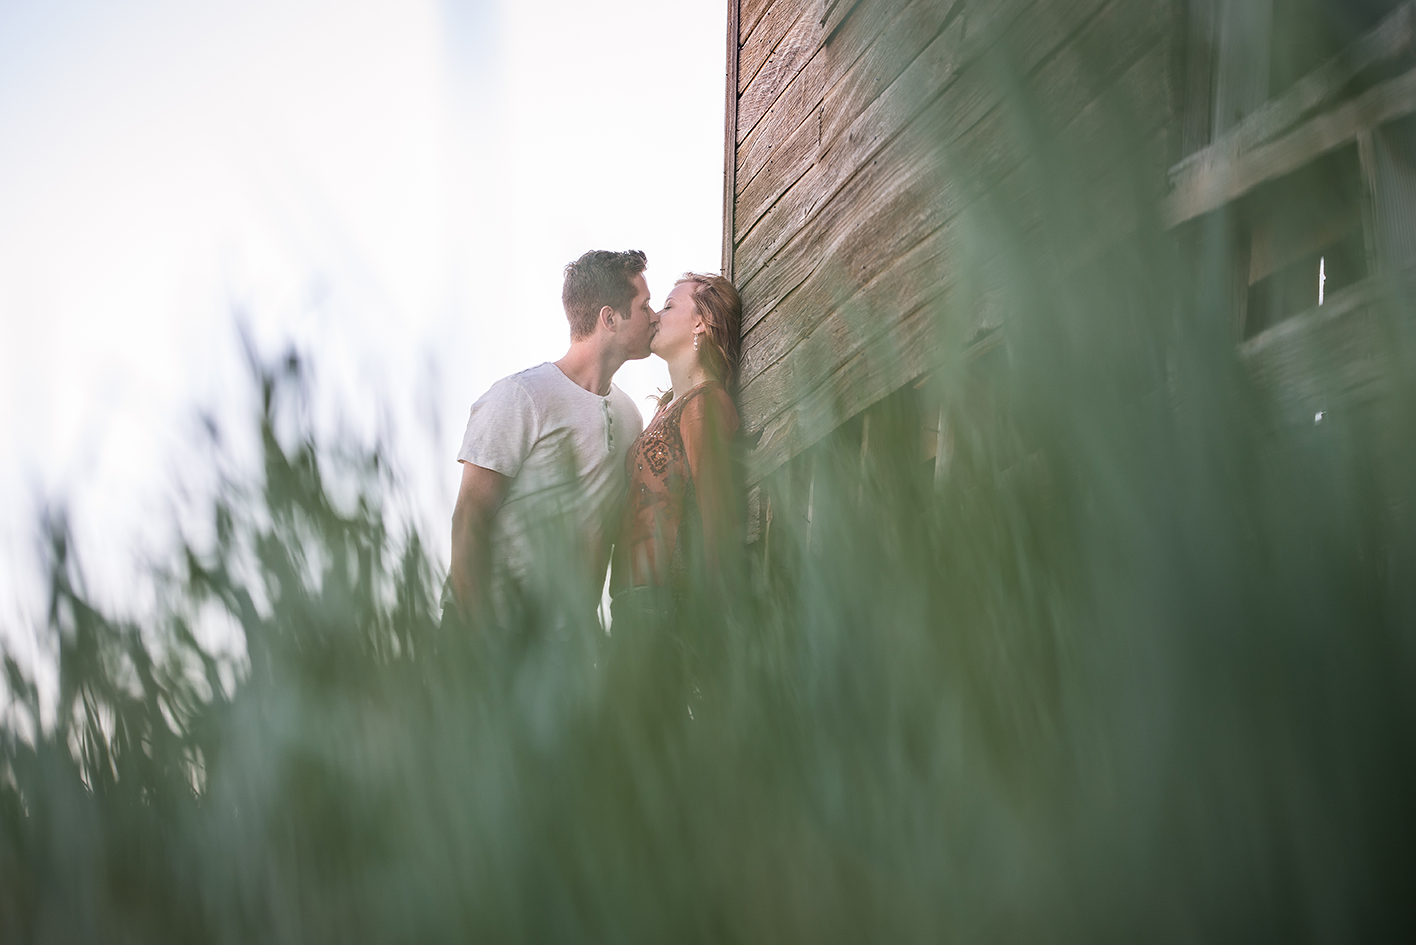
top-left (1164, 64), bottom-right (1416, 226)
top-left (738, 0), bottom-right (1160, 331)
top-left (735, 11), bottom-right (968, 261)
top-left (820, 0), bottom-right (861, 37)
top-left (1248, 199), bottom-right (1362, 286)
top-left (739, 0), bottom-right (816, 110)
top-left (739, 38), bottom-right (1172, 449)
top-left (739, 0), bottom-right (776, 47)
top-left (724, 0), bottom-right (741, 279)
top-left (748, 276), bottom-right (952, 480)
top-left (741, 71), bottom-right (1168, 447)
top-left (741, 220), bottom-right (959, 434)
top-left (739, 146), bottom-right (952, 384)
top-left (735, 0), bottom-right (969, 238)
top-left (735, 0), bottom-right (903, 196)
top-left (1170, 1), bottom-right (1416, 183)
top-left (734, 0), bottom-right (1110, 288)
top-left (733, 0), bottom-right (1174, 478)
top-left (934, 0), bottom-right (1170, 218)
top-left (1018, 0), bottom-right (1172, 141)
top-left (812, 0), bottom-right (964, 154)
top-left (1239, 276), bottom-right (1397, 425)
top-left (737, 100), bottom-right (949, 340)
top-left (744, 124), bottom-right (1170, 482)
top-left (1023, 35), bottom-right (1174, 195)
top-left (738, 3), bottom-right (828, 144)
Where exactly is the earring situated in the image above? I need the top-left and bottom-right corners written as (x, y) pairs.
top-left (693, 332), bottom-right (701, 351)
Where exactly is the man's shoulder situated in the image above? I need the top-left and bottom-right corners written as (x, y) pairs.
top-left (477, 362), bottom-right (560, 405)
top-left (494, 361), bottom-right (558, 393)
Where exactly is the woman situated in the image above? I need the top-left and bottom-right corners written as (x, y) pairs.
top-left (610, 272), bottom-right (742, 632)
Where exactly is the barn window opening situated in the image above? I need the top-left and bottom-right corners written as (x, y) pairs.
top-left (1184, 1), bottom-right (1413, 155)
top-left (1241, 144), bottom-right (1369, 338)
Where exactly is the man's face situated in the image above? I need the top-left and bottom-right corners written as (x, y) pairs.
top-left (616, 273), bottom-right (658, 359)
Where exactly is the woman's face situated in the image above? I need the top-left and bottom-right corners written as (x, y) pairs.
top-left (650, 281), bottom-right (703, 361)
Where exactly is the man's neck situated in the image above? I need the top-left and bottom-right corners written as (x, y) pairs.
top-left (555, 340), bottom-right (622, 398)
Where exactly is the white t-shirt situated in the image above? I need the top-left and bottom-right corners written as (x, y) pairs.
top-left (458, 361), bottom-right (643, 622)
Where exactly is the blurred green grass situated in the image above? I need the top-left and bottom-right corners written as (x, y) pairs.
top-left (6, 11), bottom-right (1416, 941)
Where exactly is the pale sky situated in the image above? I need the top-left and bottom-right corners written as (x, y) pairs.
top-left (0, 0), bottom-right (727, 667)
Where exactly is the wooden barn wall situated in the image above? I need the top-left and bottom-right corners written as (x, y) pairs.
top-left (725, 0), bottom-right (1179, 485)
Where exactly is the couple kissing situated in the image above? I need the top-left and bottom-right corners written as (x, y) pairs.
top-left (447, 249), bottom-right (742, 642)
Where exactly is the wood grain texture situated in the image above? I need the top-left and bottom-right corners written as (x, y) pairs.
top-left (739, 3), bottom-right (827, 144)
top-left (747, 275), bottom-right (953, 480)
top-left (739, 0), bottom-right (815, 115)
top-left (739, 45), bottom-right (1170, 461)
top-left (735, 11), bottom-right (968, 279)
top-left (736, 0), bottom-right (967, 243)
top-left (740, 219), bottom-right (958, 440)
top-left (1164, 64), bottom-right (1416, 226)
top-left (738, 0), bottom-right (1158, 342)
top-left (740, 0), bottom-right (777, 47)
top-left (734, 0), bottom-right (1113, 294)
top-left (735, 0), bottom-right (901, 196)
top-left (736, 1), bottom-right (1174, 479)
top-left (738, 142), bottom-right (953, 390)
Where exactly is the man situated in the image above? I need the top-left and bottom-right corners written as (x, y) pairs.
top-left (448, 249), bottom-right (657, 628)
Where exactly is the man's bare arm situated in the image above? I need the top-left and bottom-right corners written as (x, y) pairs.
top-left (449, 461), bottom-right (511, 621)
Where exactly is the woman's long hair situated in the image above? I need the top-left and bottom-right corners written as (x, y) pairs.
top-left (657, 272), bottom-right (742, 409)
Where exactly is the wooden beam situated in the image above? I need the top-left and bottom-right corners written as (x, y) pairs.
top-left (724, 0), bottom-right (741, 279)
top-left (1239, 275), bottom-right (1397, 425)
top-left (1164, 64), bottom-right (1416, 227)
top-left (1239, 274), bottom-right (1384, 359)
top-left (1172, 1), bottom-right (1416, 181)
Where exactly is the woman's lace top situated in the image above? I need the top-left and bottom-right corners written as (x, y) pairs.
top-left (611, 382), bottom-right (739, 594)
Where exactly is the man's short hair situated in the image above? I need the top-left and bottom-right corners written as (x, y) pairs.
top-left (562, 250), bottom-right (648, 340)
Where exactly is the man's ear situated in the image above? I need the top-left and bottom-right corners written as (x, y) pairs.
top-left (599, 305), bottom-right (618, 332)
